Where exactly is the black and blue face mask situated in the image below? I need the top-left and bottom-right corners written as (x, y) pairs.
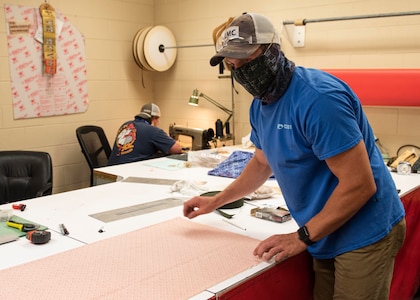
top-left (232, 44), bottom-right (295, 104)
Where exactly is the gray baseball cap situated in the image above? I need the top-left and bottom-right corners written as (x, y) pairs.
top-left (136, 103), bottom-right (161, 119)
top-left (210, 13), bottom-right (280, 66)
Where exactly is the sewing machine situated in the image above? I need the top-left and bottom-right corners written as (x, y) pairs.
top-left (169, 124), bottom-right (212, 151)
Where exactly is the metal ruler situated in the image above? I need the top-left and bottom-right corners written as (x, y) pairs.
top-left (89, 198), bottom-right (185, 223)
top-left (122, 177), bottom-right (178, 185)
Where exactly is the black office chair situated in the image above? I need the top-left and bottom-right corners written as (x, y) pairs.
top-left (0, 151), bottom-right (53, 205)
top-left (76, 125), bottom-right (112, 186)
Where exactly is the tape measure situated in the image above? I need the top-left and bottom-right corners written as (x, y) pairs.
top-left (26, 230), bottom-right (51, 244)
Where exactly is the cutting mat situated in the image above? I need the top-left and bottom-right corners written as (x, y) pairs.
top-left (0, 217), bottom-right (261, 299)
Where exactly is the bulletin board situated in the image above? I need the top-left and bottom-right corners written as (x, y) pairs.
top-left (4, 4), bottom-right (88, 119)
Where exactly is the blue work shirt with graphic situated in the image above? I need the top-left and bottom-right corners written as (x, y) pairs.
top-left (107, 117), bottom-right (176, 166)
top-left (250, 67), bottom-right (404, 259)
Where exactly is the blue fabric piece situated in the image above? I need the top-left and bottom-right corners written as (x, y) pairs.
top-left (208, 151), bottom-right (254, 178)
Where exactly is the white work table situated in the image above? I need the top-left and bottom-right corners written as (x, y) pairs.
top-left (0, 146), bottom-right (419, 300)
top-left (92, 147), bottom-right (249, 186)
top-left (0, 229), bottom-right (83, 270)
top-left (3, 180), bottom-right (293, 245)
top-left (391, 171), bottom-right (420, 197)
top-left (93, 146), bottom-right (420, 196)
top-left (0, 147), bottom-right (301, 299)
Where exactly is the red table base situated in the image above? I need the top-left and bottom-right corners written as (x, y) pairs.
top-left (211, 251), bottom-right (314, 300)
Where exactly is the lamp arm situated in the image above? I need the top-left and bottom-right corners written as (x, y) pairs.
top-left (223, 113), bottom-right (233, 129)
top-left (199, 93), bottom-right (232, 115)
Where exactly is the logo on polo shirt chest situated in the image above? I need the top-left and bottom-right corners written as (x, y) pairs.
top-left (277, 123), bottom-right (292, 130)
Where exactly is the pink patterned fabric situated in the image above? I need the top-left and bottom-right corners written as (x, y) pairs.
top-left (0, 218), bottom-right (261, 299)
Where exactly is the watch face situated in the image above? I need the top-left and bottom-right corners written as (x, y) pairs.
top-left (298, 226), bottom-right (315, 246)
top-left (298, 226), bottom-right (307, 240)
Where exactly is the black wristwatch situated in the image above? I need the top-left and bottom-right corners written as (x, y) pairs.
top-left (298, 225), bottom-right (315, 246)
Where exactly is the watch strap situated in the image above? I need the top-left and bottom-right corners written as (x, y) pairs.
top-left (298, 225), bottom-right (315, 246)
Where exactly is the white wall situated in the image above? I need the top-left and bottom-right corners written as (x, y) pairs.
top-left (0, 0), bottom-right (155, 192)
top-left (153, 0), bottom-right (420, 157)
top-left (0, 0), bottom-right (419, 193)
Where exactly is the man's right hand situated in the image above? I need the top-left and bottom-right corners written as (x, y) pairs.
top-left (183, 196), bottom-right (218, 219)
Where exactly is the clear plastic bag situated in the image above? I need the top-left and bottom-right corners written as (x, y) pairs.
top-left (0, 209), bottom-right (13, 222)
top-left (187, 150), bottom-right (227, 168)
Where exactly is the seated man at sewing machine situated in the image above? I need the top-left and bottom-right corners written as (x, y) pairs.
top-left (107, 103), bottom-right (182, 166)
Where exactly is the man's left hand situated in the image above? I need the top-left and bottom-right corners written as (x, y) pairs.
top-left (253, 232), bottom-right (307, 262)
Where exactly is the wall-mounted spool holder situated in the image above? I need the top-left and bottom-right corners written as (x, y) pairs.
top-left (132, 25), bottom-right (178, 72)
top-left (132, 25), bottom-right (214, 72)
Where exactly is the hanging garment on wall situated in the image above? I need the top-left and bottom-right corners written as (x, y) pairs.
top-left (4, 4), bottom-right (88, 119)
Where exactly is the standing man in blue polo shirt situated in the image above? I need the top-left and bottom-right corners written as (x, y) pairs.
top-left (183, 13), bottom-right (405, 300)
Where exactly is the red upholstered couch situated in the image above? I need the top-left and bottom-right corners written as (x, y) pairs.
top-left (324, 69), bottom-right (420, 106)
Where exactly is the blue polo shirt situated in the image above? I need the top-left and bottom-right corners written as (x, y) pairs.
top-left (250, 67), bottom-right (404, 259)
top-left (107, 117), bottom-right (176, 166)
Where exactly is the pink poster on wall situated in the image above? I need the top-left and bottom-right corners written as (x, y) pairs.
top-left (4, 4), bottom-right (88, 119)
